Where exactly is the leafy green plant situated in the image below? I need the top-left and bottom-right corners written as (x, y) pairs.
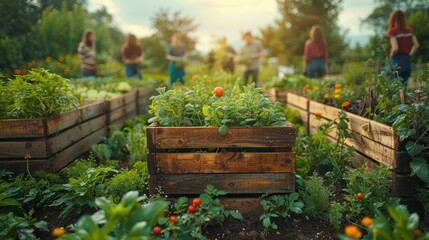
top-left (259, 192), bottom-right (304, 230)
top-left (149, 83), bottom-right (286, 135)
top-left (51, 167), bottom-right (118, 218)
top-left (342, 163), bottom-right (400, 221)
top-left (61, 157), bottom-right (97, 179)
top-left (125, 123), bottom-right (148, 165)
top-left (329, 201), bottom-right (345, 231)
top-left (106, 169), bottom-right (147, 203)
top-left (298, 173), bottom-right (332, 219)
top-left (339, 205), bottom-right (429, 240)
top-left (0, 68), bottom-right (80, 119)
top-left (0, 210), bottom-right (48, 240)
top-left (157, 184), bottom-right (243, 239)
top-left (59, 191), bottom-right (168, 240)
top-left (392, 90), bottom-right (429, 186)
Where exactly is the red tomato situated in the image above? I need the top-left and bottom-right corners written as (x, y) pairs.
top-left (192, 198), bottom-right (202, 207)
top-left (169, 215), bottom-right (177, 224)
top-left (153, 226), bottom-right (162, 236)
top-left (188, 205), bottom-right (197, 214)
top-left (214, 86), bottom-right (224, 97)
top-left (356, 193), bottom-right (364, 200)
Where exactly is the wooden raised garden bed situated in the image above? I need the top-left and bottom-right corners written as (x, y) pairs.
top-left (269, 88), bottom-right (416, 197)
top-left (0, 101), bottom-right (108, 173)
top-left (146, 123), bottom-right (296, 197)
top-left (106, 89), bottom-right (138, 129)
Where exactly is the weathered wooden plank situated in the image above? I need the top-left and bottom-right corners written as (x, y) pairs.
top-left (107, 89), bottom-right (138, 111)
top-left (390, 172), bottom-right (418, 197)
top-left (148, 152), bottom-right (295, 174)
top-left (49, 126), bottom-right (108, 172)
top-left (350, 151), bottom-right (380, 169)
top-left (309, 114), bottom-right (397, 168)
top-left (269, 88), bottom-right (288, 105)
top-left (47, 115), bottom-right (107, 155)
top-left (309, 100), bottom-right (398, 149)
top-left (0, 159), bottom-right (49, 173)
top-left (146, 123), bottom-right (296, 150)
top-left (156, 173), bottom-right (295, 194)
top-left (0, 119), bottom-right (45, 138)
top-left (0, 141), bottom-right (48, 159)
top-left (46, 101), bottom-right (106, 135)
top-left (287, 92), bottom-right (309, 110)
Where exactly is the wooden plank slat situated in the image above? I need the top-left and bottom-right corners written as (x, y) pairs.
top-left (156, 173), bottom-right (295, 194)
top-left (107, 89), bottom-right (138, 111)
top-left (47, 115), bottom-right (107, 155)
top-left (0, 119), bottom-right (45, 138)
top-left (0, 159), bottom-right (49, 173)
top-left (46, 101), bottom-right (106, 135)
top-left (148, 152), bottom-right (295, 174)
top-left (286, 92), bottom-right (309, 110)
top-left (309, 114), bottom-right (397, 168)
top-left (49, 126), bottom-right (108, 172)
top-left (309, 100), bottom-right (398, 149)
top-left (0, 141), bottom-right (48, 159)
top-left (146, 123), bottom-right (296, 150)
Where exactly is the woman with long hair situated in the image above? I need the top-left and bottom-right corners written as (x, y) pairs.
top-left (303, 25), bottom-right (328, 78)
top-left (121, 34), bottom-right (143, 79)
top-left (166, 32), bottom-right (187, 86)
top-left (387, 10), bottom-right (419, 83)
top-left (77, 29), bottom-right (97, 77)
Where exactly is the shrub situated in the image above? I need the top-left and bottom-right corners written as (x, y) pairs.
top-left (107, 169), bottom-right (146, 203)
top-left (61, 157), bottom-right (97, 179)
top-left (299, 173), bottom-right (331, 219)
top-left (329, 201), bottom-right (345, 231)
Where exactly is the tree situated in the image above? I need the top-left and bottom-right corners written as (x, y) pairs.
top-left (150, 8), bottom-right (198, 52)
top-left (408, 11), bottom-right (429, 62)
top-left (260, 0), bottom-right (347, 68)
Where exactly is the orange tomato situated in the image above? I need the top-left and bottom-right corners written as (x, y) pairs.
top-left (214, 86), bottom-right (224, 97)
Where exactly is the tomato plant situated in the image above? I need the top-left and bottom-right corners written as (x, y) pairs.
top-left (169, 215), bottom-right (177, 224)
top-left (188, 205), bottom-right (197, 214)
top-left (356, 193), bottom-right (364, 200)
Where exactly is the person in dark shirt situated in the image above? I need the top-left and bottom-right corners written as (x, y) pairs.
top-left (386, 10), bottom-right (419, 83)
top-left (303, 25), bottom-right (328, 78)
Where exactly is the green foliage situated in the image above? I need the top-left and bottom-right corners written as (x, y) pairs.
top-left (59, 191), bottom-right (168, 240)
top-left (284, 106), bottom-right (303, 126)
top-left (295, 155), bottom-right (311, 177)
top-left (51, 167), bottom-right (118, 218)
top-left (329, 201), bottom-right (345, 231)
top-left (62, 157), bottom-right (97, 179)
top-left (0, 68), bottom-right (80, 119)
top-left (298, 173), bottom-right (332, 219)
top-left (158, 184), bottom-right (243, 240)
top-left (259, 192), bottom-right (304, 230)
top-left (392, 90), bottom-right (429, 185)
top-left (416, 186), bottom-right (429, 221)
top-left (106, 169), bottom-right (147, 203)
top-left (342, 163), bottom-right (400, 221)
top-left (149, 83), bottom-right (286, 135)
top-left (125, 123), bottom-right (148, 165)
top-left (338, 205), bottom-right (429, 240)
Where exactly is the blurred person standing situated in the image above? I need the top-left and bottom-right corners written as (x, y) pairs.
top-left (303, 25), bottom-right (328, 78)
top-left (77, 29), bottom-right (97, 77)
top-left (121, 34), bottom-right (143, 79)
top-left (386, 10), bottom-right (419, 83)
top-left (166, 33), bottom-right (187, 86)
top-left (239, 32), bottom-right (264, 86)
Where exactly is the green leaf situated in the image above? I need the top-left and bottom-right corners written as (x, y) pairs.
top-left (228, 210), bottom-right (243, 220)
top-left (405, 142), bottom-right (425, 157)
top-left (410, 157), bottom-right (429, 185)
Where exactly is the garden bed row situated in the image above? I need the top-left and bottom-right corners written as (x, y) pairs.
top-left (269, 88), bottom-right (417, 198)
top-left (0, 87), bottom-right (157, 173)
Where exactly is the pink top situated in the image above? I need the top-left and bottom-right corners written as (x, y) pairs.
top-left (304, 40), bottom-right (328, 63)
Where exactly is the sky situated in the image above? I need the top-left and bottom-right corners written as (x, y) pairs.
top-left (88, 0), bottom-right (376, 53)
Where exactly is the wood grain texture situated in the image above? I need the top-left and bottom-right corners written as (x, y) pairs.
top-left (287, 92), bottom-right (309, 110)
top-left (146, 123), bottom-right (296, 150)
top-left (107, 89), bottom-right (137, 111)
top-left (148, 152), bottom-right (295, 174)
top-left (0, 141), bottom-right (47, 159)
top-left (0, 119), bottom-right (45, 138)
top-left (154, 173), bottom-right (295, 194)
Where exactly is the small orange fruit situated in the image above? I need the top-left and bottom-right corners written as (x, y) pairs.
top-left (52, 227), bottom-right (66, 237)
top-left (214, 86), bottom-right (224, 97)
top-left (361, 216), bottom-right (373, 227)
top-left (344, 225), bottom-right (362, 239)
